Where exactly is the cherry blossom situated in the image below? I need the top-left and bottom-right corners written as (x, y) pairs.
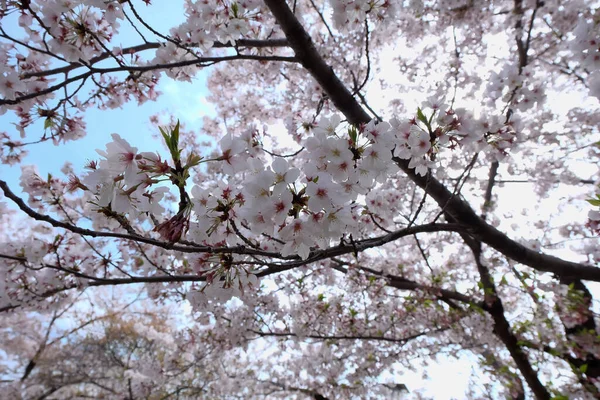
top-left (271, 158), bottom-right (300, 195)
top-left (0, 0), bottom-right (599, 398)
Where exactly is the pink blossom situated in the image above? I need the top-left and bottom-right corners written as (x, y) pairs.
top-left (97, 134), bottom-right (141, 185)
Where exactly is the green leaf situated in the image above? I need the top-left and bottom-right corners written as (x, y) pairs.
top-left (160, 121), bottom-right (182, 164)
top-left (172, 120), bottom-right (180, 150)
top-left (185, 153), bottom-right (203, 168)
top-left (580, 363), bottom-right (588, 373)
top-left (469, 304), bottom-right (485, 315)
top-left (44, 118), bottom-right (53, 130)
top-left (348, 126), bottom-right (358, 144)
top-left (547, 348), bottom-right (560, 357)
top-left (159, 127), bottom-right (170, 146)
top-left (587, 199), bottom-right (600, 206)
top-left (416, 107), bottom-right (428, 125)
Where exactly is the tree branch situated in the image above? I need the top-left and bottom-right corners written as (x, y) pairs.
top-left (262, 0), bottom-right (600, 283)
top-left (2, 54), bottom-right (296, 106)
top-left (466, 238), bottom-right (550, 399)
top-left (249, 327), bottom-right (441, 344)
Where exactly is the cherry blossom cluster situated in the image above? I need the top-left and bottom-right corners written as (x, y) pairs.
top-left (80, 133), bottom-right (172, 216)
top-left (187, 265), bottom-right (259, 307)
top-left (0, 0), bottom-right (122, 144)
top-left (73, 105), bottom-right (515, 264)
top-left (1, 0), bottom-right (600, 397)
top-left (486, 63), bottom-right (547, 111)
top-left (0, 0), bottom-right (271, 147)
top-left (0, 132), bottom-right (28, 165)
top-left (95, 72), bottom-right (161, 111)
top-left (0, 296), bottom-right (244, 399)
top-left (151, 0), bottom-right (266, 81)
top-left (571, 15), bottom-right (600, 99)
top-left (20, 0), bottom-right (124, 62)
top-left (180, 0), bottom-right (264, 46)
top-left (329, 0), bottom-right (400, 30)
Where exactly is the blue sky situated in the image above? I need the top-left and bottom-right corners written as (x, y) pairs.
top-left (0, 2), bottom-right (213, 198)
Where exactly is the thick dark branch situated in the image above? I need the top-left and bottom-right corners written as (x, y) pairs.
top-left (262, 0), bottom-right (371, 125)
top-left (558, 278), bottom-right (598, 339)
top-left (514, 0), bottom-right (528, 71)
top-left (457, 153), bottom-right (542, 398)
top-left (396, 165), bottom-right (600, 282)
top-left (262, 0), bottom-right (599, 282)
top-left (556, 276), bottom-right (600, 389)
top-left (482, 161), bottom-right (499, 219)
top-left (480, 349), bottom-right (525, 400)
top-left (467, 241), bottom-right (550, 399)
top-left (21, 360), bottom-right (36, 381)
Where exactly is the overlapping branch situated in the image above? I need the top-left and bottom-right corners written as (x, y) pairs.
top-left (261, 0), bottom-right (599, 283)
top-left (249, 327), bottom-right (443, 344)
top-left (0, 179), bottom-right (466, 262)
top-left (1, 54), bottom-right (297, 107)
